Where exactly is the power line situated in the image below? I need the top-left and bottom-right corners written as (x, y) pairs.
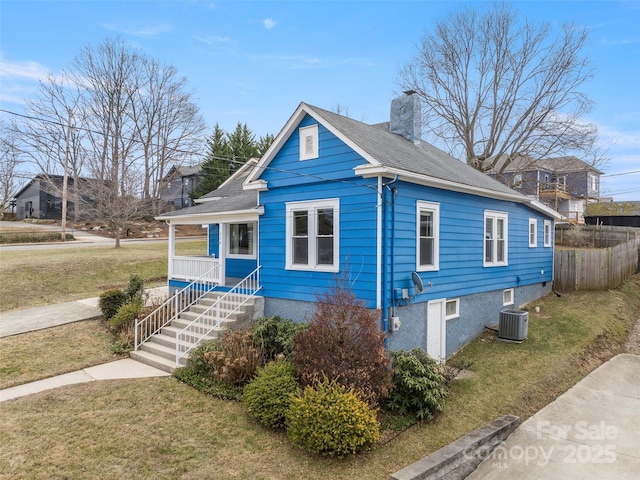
top-left (1, 107), bottom-right (383, 199)
top-left (602, 169), bottom-right (640, 177)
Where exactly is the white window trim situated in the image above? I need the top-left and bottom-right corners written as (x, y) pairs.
top-left (444, 298), bottom-right (460, 320)
top-left (285, 198), bottom-right (339, 272)
top-left (416, 200), bottom-right (440, 272)
top-left (299, 125), bottom-right (319, 160)
top-left (544, 220), bottom-right (552, 248)
top-left (529, 218), bottom-right (538, 248)
top-left (503, 288), bottom-right (514, 306)
top-left (226, 221), bottom-right (257, 260)
top-left (483, 210), bottom-right (509, 267)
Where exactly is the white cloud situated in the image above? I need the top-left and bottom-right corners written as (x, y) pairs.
top-left (597, 123), bottom-right (640, 149)
top-left (195, 35), bottom-right (231, 45)
top-left (263, 18), bottom-right (276, 29)
top-left (0, 58), bottom-right (50, 81)
top-left (102, 22), bottom-right (172, 38)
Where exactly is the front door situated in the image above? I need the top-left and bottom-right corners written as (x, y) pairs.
top-left (426, 299), bottom-right (446, 362)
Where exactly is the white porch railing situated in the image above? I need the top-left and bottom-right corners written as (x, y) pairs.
top-left (171, 256), bottom-right (220, 282)
top-left (134, 264), bottom-right (220, 351)
top-left (175, 267), bottom-right (262, 366)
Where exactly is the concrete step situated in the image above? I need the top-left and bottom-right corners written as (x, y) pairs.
top-left (161, 324), bottom-right (222, 341)
top-left (139, 341), bottom-right (176, 362)
top-left (130, 349), bottom-right (181, 374)
top-left (179, 310), bottom-right (247, 325)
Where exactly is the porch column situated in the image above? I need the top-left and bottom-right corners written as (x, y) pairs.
top-left (168, 223), bottom-right (176, 280)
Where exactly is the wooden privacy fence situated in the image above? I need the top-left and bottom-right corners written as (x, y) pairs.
top-left (554, 236), bottom-right (640, 292)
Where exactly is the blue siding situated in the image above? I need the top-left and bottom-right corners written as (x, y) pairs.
top-left (255, 112), bottom-right (555, 315)
top-left (207, 225), bottom-right (219, 256)
top-left (388, 182), bottom-right (554, 306)
top-left (227, 258), bottom-right (258, 278)
top-left (258, 114), bottom-right (380, 306)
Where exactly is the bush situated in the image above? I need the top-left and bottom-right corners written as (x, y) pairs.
top-left (252, 316), bottom-right (307, 360)
top-left (188, 340), bottom-right (221, 374)
top-left (292, 277), bottom-right (391, 405)
top-left (110, 301), bottom-right (142, 333)
top-left (124, 273), bottom-right (145, 303)
top-left (204, 330), bottom-right (264, 385)
top-left (173, 367), bottom-right (244, 401)
top-left (387, 348), bottom-right (448, 421)
top-left (98, 289), bottom-right (127, 321)
top-left (287, 379), bottom-right (380, 457)
top-left (243, 359), bottom-right (298, 429)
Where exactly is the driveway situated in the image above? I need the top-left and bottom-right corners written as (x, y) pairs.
top-left (468, 354), bottom-right (640, 479)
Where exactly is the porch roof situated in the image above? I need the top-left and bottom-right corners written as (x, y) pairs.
top-left (157, 177), bottom-right (261, 224)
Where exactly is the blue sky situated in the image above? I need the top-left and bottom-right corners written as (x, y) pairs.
top-left (1, 0), bottom-right (639, 200)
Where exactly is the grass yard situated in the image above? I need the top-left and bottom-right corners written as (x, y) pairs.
top-left (0, 239), bottom-right (207, 313)
top-left (0, 320), bottom-right (117, 390)
top-left (1, 274), bottom-right (638, 480)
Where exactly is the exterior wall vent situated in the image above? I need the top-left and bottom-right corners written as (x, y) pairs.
top-left (498, 309), bottom-right (528, 341)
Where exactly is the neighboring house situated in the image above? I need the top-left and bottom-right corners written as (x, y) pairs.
top-left (159, 164), bottom-right (203, 209)
top-left (584, 201), bottom-right (640, 228)
top-left (13, 174), bottom-right (92, 221)
top-left (152, 93), bottom-right (559, 364)
top-left (488, 156), bottom-right (603, 224)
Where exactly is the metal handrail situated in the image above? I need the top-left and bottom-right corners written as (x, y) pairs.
top-left (175, 266), bottom-right (262, 366)
top-left (134, 263), bottom-right (220, 351)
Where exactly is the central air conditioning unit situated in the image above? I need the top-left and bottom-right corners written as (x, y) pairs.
top-left (499, 309), bottom-right (529, 341)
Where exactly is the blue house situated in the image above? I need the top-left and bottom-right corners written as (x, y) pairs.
top-left (135, 93), bottom-right (559, 371)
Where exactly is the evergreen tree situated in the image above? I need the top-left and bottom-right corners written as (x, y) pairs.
top-left (191, 122), bottom-right (274, 200)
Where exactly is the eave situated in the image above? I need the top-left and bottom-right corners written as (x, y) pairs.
top-left (156, 206), bottom-right (264, 225)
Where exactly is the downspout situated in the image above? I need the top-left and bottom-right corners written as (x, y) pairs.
top-left (381, 175), bottom-right (398, 349)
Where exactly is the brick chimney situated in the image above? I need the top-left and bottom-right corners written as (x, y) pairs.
top-left (390, 91), bottom-right (422, 144)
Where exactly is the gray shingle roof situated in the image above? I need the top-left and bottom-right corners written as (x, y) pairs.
top-left (304, 104), bottom-right (522, 198)
top-left (157, 176), bottom-right (257, 218)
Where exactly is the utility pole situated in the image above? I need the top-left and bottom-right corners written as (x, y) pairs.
top-left (61, 109), bottom-right (71, 241)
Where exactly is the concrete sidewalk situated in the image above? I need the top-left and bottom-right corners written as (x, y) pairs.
top-left (0, 286), bottom-right (168, 338)
top-left (467, 353), bottom-right (640, 480)
top-left (0, 287), bottom-right (172, 403)
top-left (0, 359), bottom-right (170, 403)
top-left (0, 299), bottom-right (102, 338)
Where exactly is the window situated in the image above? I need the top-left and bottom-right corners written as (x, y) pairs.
top-left (228, 222), bottom-right (255, 258)
top-left (286, 199), bottom-right (339, 271)
top-left (484, 210), bottom-right (508, 267)
top-left (589, 174), bottom-right (599, 192)
top-left (445, 298), bottom-right (459, 320)
top-left (513, 173), bottom-right (523, 188)
top-left (299, 125), bottom-right (318, 160)
top-left (529, 219), bottom-right (537, 248)
top-left (503, 289), bottom-right (514, 306)
top-left (544, 220), bottom-right (552, 247)
top-left (416, 201), bottom-right (440, 271)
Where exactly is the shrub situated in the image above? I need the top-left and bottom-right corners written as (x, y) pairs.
top-left (204, 330), bottom-right (263, 385)
top-left (98, 289), bottom-right (127, 321)
top-left (124, 273), bottom-right (145, 303)
top-left (173, 367), bottom-right (244, 401)
top-left (243, 359), bottom-right (298, 429)
top-left (387, 348), bottom-right (448, 421)
top-left (292, 277), bottom-right (391, 405)
top-left (110, 301), bottom-right (142, 333)
top-left (287, 379), bottom-right (380, 457)
top-left (252, 316), bottom-right (307, 360)
top-left (188, 340), bottom-right (221, 374)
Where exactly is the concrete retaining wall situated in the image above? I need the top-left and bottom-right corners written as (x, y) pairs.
top-left (389, 415), bottom-right (520, 480)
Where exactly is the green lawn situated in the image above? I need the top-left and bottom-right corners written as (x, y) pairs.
top-left (0, 239), bottom-right (206, 313)
top-left (1, 270), bottom-right (638, 479)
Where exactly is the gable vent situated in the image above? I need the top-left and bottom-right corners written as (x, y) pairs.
top-left (299, 124), bottom-right (318, 160)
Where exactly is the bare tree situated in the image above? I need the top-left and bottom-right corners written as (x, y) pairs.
top-left (16, 72), bottom-right (87, 223)
top-left (0, 120), bottom-right (26, 215)
top-left (131, 57), bottom-right (205, 214)
top-left (399, 2), bottom-right (605, 174)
